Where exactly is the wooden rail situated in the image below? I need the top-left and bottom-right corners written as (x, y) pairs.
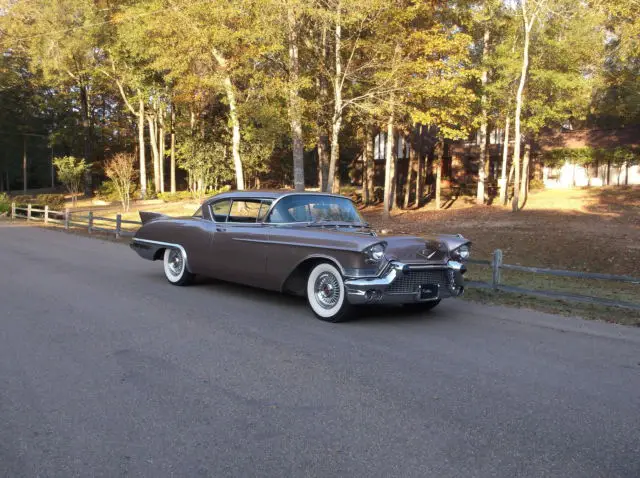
top-left (9, 201), bottom-right (639, 311)
top-left (10, 202), bottom-right (142, 239)
top-left (467, 249), bottom-right (640, 311)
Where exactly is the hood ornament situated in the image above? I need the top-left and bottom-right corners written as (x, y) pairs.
top-left (417, 248), bottom-right (437, 260)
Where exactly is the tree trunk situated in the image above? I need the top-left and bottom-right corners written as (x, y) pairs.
top-left (212, 49), bottom-right (244, 190)
top-left (404, 127), bottom-right (419, 209)
top-left (148, 114), bottom-right (160, 195)
top-left (477, 25), bottom-right (490, 205)
top-left (520, 140), bottom-right (531, 204)
top-left (326, 0), bottom-right (342, 193)
top-left (512, 1), bottom-right (534, 212)
top-left (366, 125), bottom-right (375, 205)
top-left (416, 124), bottom-right (424, 208)
top-left (22, 135), bottom-right (27, 193)
top-left (499, 114), bottom-right (511, 205)
top-left (383, 111), bottom-right (395, 216)
top-left (158, 108), bottom-right (165, 194)
top-left (317, 24), bottom-right (330, 191)
top-left (287, 4), bottom-right (305, 191)
top-left (170, 104), bottom-right (176, 194)
top-left (435, 140), bottom-right (443, 210)
top-left (138, 96), bottom-right (147, 199)
top-left (79, 84), bottom-right (92, 197)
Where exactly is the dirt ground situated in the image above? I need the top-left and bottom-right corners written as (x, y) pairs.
top-left (362, 186), bottom-right (640, 277)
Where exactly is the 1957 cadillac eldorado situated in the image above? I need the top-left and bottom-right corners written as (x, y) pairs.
top-left (131, 191), bottom-right (471, 322)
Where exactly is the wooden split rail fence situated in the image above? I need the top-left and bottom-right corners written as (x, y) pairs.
top-left (9, 202), bottom-right (640, 312)
top-left (10, 202), bottom-right (141, 238)
top-left (467, 251), bottom-right (640, 311)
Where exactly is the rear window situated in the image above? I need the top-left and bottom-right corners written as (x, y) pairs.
top-left (228, 200), bottom-right (262, 223)
top-left (211, 200), bottom-right (231, 222)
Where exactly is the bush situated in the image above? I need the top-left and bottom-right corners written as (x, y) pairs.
top-left (157, 191), bottom-right (194, 202)
top-left (529, 178), bottom-right (545, 191)
top-left (0, 193), bottom-right (9, 214)
top-left (157, 185), bottom-right (232, 203)
top-left (96, 180), bottom-right (140, 202)
top-left (96, 180), bottom-right (121, 202)
top-left (12, 194), bottom-right (66, 210)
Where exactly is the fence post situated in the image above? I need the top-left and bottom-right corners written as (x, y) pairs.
top-left (492, 249), bottom-right (503, 290)
top-left (44, 205), bottom-right (49, 224)
top-left (11, 202), bottom-right (15, 220)
top-left (27, 203), bottom-right (32, 221)
top-left (115, 214), bottom-right (122, 239)
top-left (64, 208), bottom-right (69, 230)
top-left (87, 211), bottom-right (93, 234)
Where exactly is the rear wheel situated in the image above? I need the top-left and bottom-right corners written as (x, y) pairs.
top-left (306, 262), bottom-right (352, 322)
top-left (404, 299), bottom-right (441, 314)
top-left (163, 248), bottom-right (194, 286)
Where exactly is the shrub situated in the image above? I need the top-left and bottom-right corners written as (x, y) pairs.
top-left (158, 185), bottom-right (232, 203)
top-left (0, 193), bottom-right (9, 214)
top-left (529, 178), bottom-right (545, 191)
top-left (96, 180), bottom-right (121, 202)
top-left (11, 194), bottom-right (66, 210)
top-left (157, 191), bottom-right (194, 202)
top-left (53, 156), bottom-right (89, 206)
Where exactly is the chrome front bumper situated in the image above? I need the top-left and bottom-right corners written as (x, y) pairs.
top-left (344, 261), bottom-right (465, 305)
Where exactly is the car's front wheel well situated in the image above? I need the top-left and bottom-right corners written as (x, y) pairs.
top-left (153, 247), bottom-right (165, 261)
top-left (282, 257), bottom-right (342, 296)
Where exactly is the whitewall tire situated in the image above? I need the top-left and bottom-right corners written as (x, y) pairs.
top-left (306, 262), bottom-right (352, 322)
top-left (163, 247), bottom-right (194, 286)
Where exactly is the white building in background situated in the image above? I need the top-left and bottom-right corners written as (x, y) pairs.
top-left (539, 127), bottom-right (640, 188)
top-left (543, 161), bottom-right (640, 188)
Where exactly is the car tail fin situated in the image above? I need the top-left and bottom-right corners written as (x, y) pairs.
top-left (139, 211), bottom-right (168, 225)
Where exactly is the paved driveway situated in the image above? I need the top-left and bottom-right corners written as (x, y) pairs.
top-left (1, 223), bottom-right (639, 477)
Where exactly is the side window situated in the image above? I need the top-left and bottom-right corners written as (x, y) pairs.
top-left (192, 206), bottom-right (203, 218)
top-left (257, 200), bottom-right (273, 221)
top-left (228, 200), bottom-right (262, 223)
top-left (211, 200), bottom-right (231, 222)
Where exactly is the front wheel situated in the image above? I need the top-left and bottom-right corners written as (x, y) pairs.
top-left (306, 262), bottom-right (352, 322)
top-left (163, 247), bottom-right (194, 286)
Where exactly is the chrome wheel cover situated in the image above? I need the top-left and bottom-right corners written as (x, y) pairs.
top-left (167, 249), bottom-right (184, 277)
top-left (314, 271), bottom-right (341, 309)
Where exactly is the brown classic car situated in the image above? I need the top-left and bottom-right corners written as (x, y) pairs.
top-left (131, 191), bottom-right (471, 322)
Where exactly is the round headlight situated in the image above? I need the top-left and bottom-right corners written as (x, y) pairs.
top-left (365, 243), bottom-right (386, 263)
top-left (455, 244), bottom-right (470, 260)
top-left (371, 244), bottom-right (385, 260)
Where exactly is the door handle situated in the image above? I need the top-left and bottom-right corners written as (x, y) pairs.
top-left (216, 227), bottom-right (226, 232)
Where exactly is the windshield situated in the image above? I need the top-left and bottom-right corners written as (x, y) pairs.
top-left (267, 194), bottom-right (365, 224)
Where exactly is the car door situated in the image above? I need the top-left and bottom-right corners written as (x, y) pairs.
top-left (210, 198), bottom-right (271, 287)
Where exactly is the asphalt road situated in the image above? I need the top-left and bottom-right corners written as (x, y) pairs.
top-left (1, 222), bottom-right (639, 478)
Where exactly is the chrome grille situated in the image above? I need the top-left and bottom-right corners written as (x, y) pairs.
top-left (387, 269), bottom-right (448, 294)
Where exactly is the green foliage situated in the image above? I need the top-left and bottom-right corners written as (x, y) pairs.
top-left (157, 191), bottom-right (194, 202)
top-left (10, 194), bottom-right (66, 210)
top-left (96, 180), bottom-right (141, 203)
top-left (157, 185), bottom-right (231, 203)
top-left (544, 146), bottom-right (639, 168)
top-left (0, 193), bottom-right (10, 214)
top-left (53, 156), bottom-right (88, 205)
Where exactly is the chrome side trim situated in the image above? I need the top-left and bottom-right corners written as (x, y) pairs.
top-left (132, 238), bottom-right (190, 269)
top-left (233, 237), bottom-right (357, 252)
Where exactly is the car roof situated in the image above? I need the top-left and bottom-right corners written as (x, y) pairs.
top-left (203, 190), bottom-right (350, 205)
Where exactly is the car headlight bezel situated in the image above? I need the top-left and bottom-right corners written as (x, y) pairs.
top-left (364, 242), bottom-right (387, 264)
top-left (452, 244), bottom-right (471, 261)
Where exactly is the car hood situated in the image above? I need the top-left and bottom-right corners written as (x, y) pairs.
top-left (287, 225), bottom-right (469, 262)
top-left (377, 233), bottom-right (468, 264)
